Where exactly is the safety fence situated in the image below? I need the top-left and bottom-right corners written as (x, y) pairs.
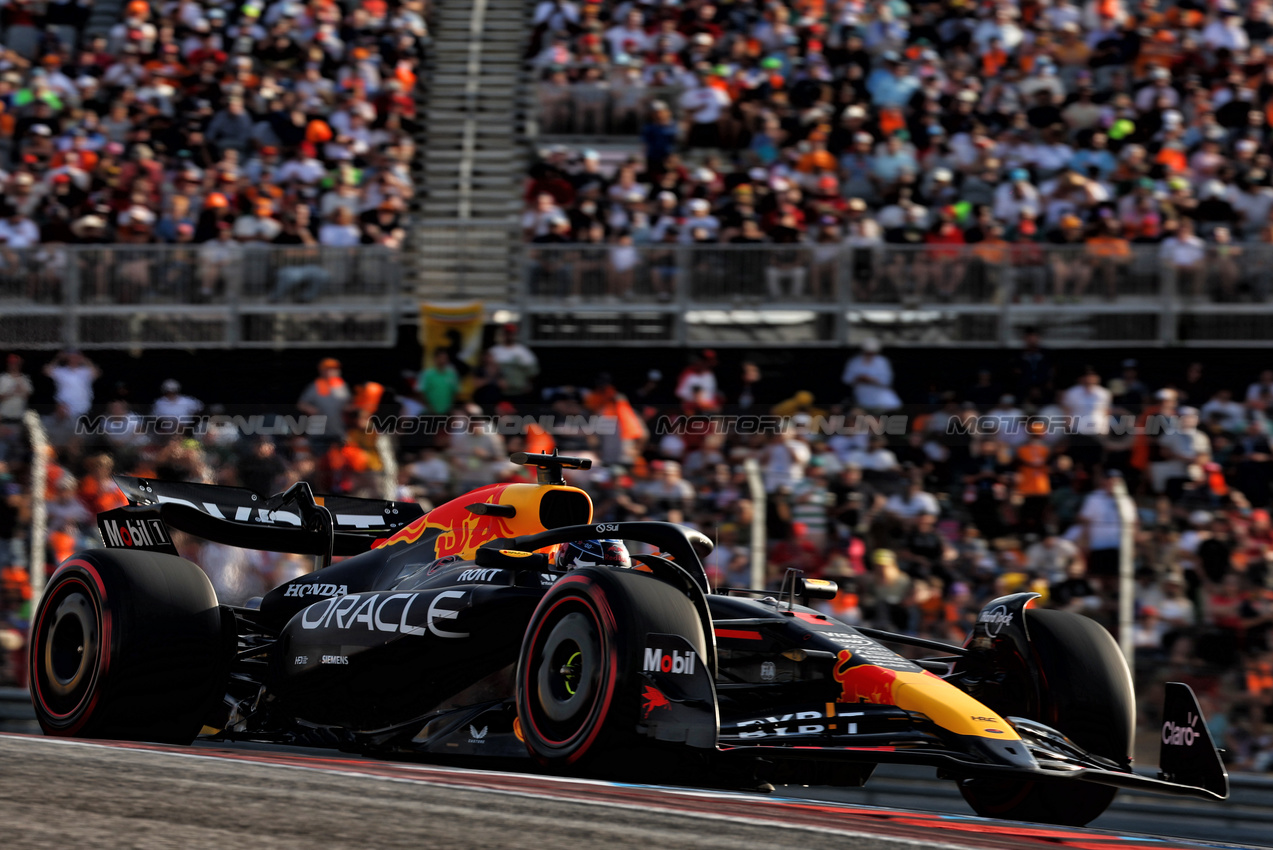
top-left (0, 245), bottom-right (403, 349)
top-left (4, 241), bottom-right (1273, 348)
top-left (514, 241), bottom-right (1273, 347)
top-left (536, 81), bottom-right (682, 136)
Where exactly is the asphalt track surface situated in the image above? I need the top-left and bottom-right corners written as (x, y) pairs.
top-left (0, 733), bottom-right (1264, 850)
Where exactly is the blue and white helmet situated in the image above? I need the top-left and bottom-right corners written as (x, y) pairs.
top-left (556, 539), bottom-right (631, 569)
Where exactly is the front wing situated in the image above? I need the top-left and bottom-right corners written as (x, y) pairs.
top-left (713, 682), bottom-right (1228, 802)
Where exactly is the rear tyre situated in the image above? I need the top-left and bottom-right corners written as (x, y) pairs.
top-left (959, 609), bottom-right (1134, 826)
top-left (29, 549), bottom-right (230, 744)
top-left (516, 567), bottom-right (707, 775)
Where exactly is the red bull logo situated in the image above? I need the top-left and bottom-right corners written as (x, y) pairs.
top-left (373, 483), bottom-right (592, 560)
top-left (833, 649), bottom-right (900, 705)
top-left (375, 484), bottom-right (516, 557)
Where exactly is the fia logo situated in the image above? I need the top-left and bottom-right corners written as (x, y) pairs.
top-left (468, 725), bottom-right (488, 743)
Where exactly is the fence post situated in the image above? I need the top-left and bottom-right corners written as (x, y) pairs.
top-left (835, 245), bottom-right (852, 344)
top-left (226, 245), bottom-right (242, 346)
top-left (998, 255), bottom-right (1016, 346)
top-left (674, 244), bottom-right (689, 346)
top-left (516, 236), bottom-right (531, 345)
top-left (744, 456), bottom-right (766, 590)
top-left (1160, 253), bottom-right (1178, 346)
top-left (63, 246), bottom-right (80, 348)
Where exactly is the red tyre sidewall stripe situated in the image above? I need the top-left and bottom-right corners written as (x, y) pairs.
top-left (29, 559), bottom-right (112, 735)
top-left (564, 585), bottom-right (617, 764)
top-left (521, 574), bottom-right (619, 760)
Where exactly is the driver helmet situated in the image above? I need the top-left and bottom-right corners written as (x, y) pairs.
top-left (556, 538), bottom-right (631, 569)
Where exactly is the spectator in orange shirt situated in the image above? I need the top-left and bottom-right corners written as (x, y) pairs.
top-left (796, 127), bottom-right (837, 174)
top-left (970, 222), bottom-right (1011, 299)
top-left (77, 454), bottom-right (127, 516)
top-left (1085, 218), bottom-right (1132, 300)
top-left (1016, 421), bottom-right (1052, 535)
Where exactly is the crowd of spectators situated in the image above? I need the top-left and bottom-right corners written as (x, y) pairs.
top-left (0, 0), bottom-right (422, 303)
top-left (2, 330), bottom-right (1273, 771)
top-left (526, 0), bottom-right (1273, 302)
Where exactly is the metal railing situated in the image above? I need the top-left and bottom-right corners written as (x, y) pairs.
top-left (5, 239), bottom-right (1273, 349)
top-left (0, 245), bottom-right (404, 349)
top-left (512, 241), bottom-right (1273, 346)
top-left (536, 82), bottom-right (682, 136)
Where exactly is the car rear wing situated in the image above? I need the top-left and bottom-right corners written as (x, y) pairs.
top-left (101, 477), bottom-right (426, 564)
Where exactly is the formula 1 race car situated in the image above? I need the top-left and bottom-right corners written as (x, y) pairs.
top-left (28, 452), bottom-right (1229, 826)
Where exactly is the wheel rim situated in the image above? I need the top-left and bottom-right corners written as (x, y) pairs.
top-left (536, 612), bottom-right (599, 725)
top-left (34, 580), bottom-right (102, 718)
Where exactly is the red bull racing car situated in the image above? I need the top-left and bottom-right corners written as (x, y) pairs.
top-left (29, 452), bottom-right (1228, 826)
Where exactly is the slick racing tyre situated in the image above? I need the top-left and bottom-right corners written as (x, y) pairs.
top-left (960, 609), bottom-right (1134, 826)
top-left (29, 549), bottom-right (230, 744)
top-left (516, 566), bottom-right (707, 775)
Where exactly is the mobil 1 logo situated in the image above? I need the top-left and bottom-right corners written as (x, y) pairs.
top-left (642, 633), bottom-right (700, 677)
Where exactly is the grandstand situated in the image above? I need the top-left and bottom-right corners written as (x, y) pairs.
top-left (6, 0), bottom-right (1273, 348)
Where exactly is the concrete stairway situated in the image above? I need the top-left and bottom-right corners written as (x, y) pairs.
top-left (411, 0), bottom-right (531, 302)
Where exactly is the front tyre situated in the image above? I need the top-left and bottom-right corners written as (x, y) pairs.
top-left (959, 608), bottom-right (1134, 826)
top-left (516, 567), bottom-right (708, 773)
top-left (29, 550), bottom-right (230, 744)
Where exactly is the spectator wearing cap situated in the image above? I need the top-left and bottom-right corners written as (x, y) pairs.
top-left (1154, 406), bottom-right (1212, 499)
top-left (641, 102), bottom-right (678, 175)
top-left (1046, 214), bottom-right (1091, 300)
top-left (681, 198), bottom-right (719, 244)
top-left (993, 168), bottom-right (1041, 226)
top-left (678, 67), bottom-right (730, 151)
top-left (866, 52), bottom-right (919, 109)
top-left (298, 357), bottom-right (351, 452)
top-left (152, 379), bottom-right (203, 424)
top-left (232, 199), bottom-right (283, 243)
top-left (841, 338), bottom-right (901, 412)
top-left (675, 350), bottom-right (721, 415)
top-left (193, 192), bottom-right (234, 244)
